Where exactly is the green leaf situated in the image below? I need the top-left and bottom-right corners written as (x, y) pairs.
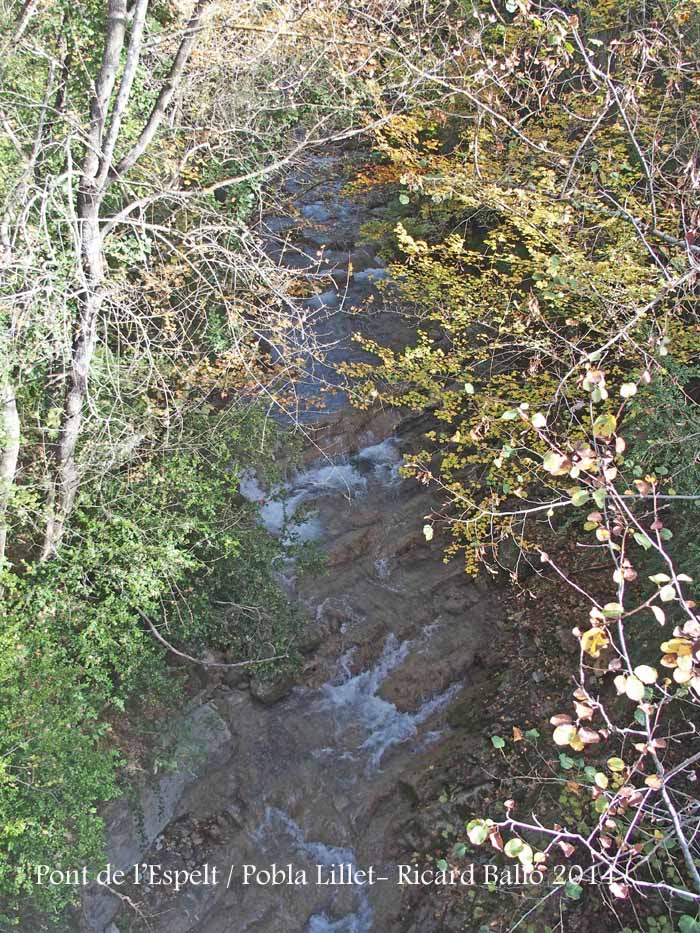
top-left (559, 753), bottom-right (575, 770)
top-left (602, 602), bottom-right (623, 617)
top-left (542, 451), bottom-right (570, 475)
top-left (466, 820), bottom-right (489, 845)
top-left (501, 409), bottom-right (519, 421)
top-left (633, 532), bottom-right (652, 550)
top-left (504, 837), bottom-right (524, 858)
top-left (436, 859), bottom-right (449, 871)
top-left (491, 735), bottom-right (506, 749)
top-left (593, 413), bottom-right (617, 438)
top-left (593, 488), bottom-right (606, 508)
top-left (398, 193), bottom-right (410, 205)
top-left (517, 843), bottom-right (534, 865)
top-left (570, 489), bottom-right (589, 507)
top-left (607, 757), bottom-right (626, 772)
top-left (565, 881), bottom-right (583, 900)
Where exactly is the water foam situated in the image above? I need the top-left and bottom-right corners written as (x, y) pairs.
top-left (255, 808), bottom-right (374, 933)
top-left (318, 629), bottom-right (460, 772)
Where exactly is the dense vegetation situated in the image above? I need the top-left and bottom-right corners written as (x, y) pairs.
top-left (346, 0), bottom-right (700, 928)
top-left (2, 0), bottom-right (700, 929)
top-left (0, 0), bottom-right (355, 921)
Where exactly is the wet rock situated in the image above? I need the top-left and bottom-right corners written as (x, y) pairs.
top-left (318, 600), bottom-right (358, 630)
top-left (349, 246), bottom-right (377, 271)
top-left (347, 506), bottom-right (381, 529)
top-left (249, 672), bottom-right (295, 705)
top-left (296, 619), bottom-right (328, 655)
top-left (394, 530), bottom-right (430, 563)
top-left (300, 201), bottom-right (334, 223)
top-left (436, 583), bottom-right (484, 616)
top-left (306, 287), bottom-right (340, 310)
top-left (377, 619), bottom-right (482, 713)
top-left (353, 267), bottom-right (390, 285)
top-left (397, 778), bottom-right (420, 805)
top-left (261, 214), bottom-right (298, 235)
top-left (342, 616), bottom-right (389, 650)
top-left (327, 526), bottom-right (378, 566)
top-left (81, 703), bottom-right (232, 931)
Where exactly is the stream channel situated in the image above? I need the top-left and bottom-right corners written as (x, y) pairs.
top-left (85, 148), bottom-right (502, 933)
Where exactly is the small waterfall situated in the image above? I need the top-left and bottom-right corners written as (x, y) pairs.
top-left (238, 436), bottom-right (401, 545)
top-left (239, 460), bottom-right (368, 544)
top-left (255, 808), bottom-right (374, 933)
top-left (355, 438), bottom-right (402, 485)
top-left (318, 629), bottom-right (460, 773)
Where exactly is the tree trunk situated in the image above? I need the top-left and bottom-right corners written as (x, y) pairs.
top-left (40, 0), bottom-right (207, 558)
top-left (0, 379), bottom-right (20, 565)
top-left (41, 195), bottom-right (104, 560)
top-left (40, 0), bottom-right (128, 559)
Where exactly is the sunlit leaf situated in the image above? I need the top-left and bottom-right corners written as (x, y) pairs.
top-left (607, 757), bottom-right (626, 772)
top-left (625, 675), bottom-right (645, 702)
top-left (633, 665), bottom-right (657, 685)
top-left (592, 413), bottom-right (617, 438)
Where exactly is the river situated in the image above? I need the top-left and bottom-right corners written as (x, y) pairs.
top-left (87, 147), bottom-right (500, 933)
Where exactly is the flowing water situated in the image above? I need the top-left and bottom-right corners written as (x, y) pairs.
top-left (97, 148), bottom-right (500, 933)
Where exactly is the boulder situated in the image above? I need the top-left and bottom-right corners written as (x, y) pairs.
top-left (327, 526), bottom-right (378, 566)
top-left (249, 673), bottom-right (295, 705)
top-left (222, 666), bottom-right (250, 689)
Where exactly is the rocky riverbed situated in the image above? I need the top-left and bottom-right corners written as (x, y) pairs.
top-left (86, 148), bottom-right (503, 933)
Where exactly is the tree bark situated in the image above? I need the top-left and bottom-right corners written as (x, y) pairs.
top-left (0, 379), bottom-right (20, 565)
top-left (41, 197), bottom-right (104, 559)
top-left (40, 0), bottom-right (128, 559)
top-left (111, 0), bottom-right (211, 179)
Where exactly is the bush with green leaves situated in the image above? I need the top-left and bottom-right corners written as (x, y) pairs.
top-left (0, 406), bottom-right (303, 922)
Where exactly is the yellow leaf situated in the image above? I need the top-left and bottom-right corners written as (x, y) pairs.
top-left (581, 628), bottom-right (609, 658)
